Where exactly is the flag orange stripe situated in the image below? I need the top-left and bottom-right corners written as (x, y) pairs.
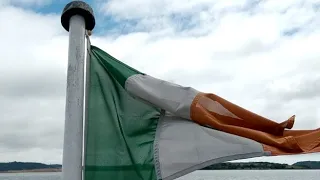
top-left (190, 93), bottom-right (320, 155)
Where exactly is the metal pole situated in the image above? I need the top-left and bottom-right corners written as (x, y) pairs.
top-left (82, 32), bottom-right (92, 179)
top-left (61, 1), bottom-right (95, 180)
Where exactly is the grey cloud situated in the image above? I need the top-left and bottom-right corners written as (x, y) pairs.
top-left (161, 68), bottom-right (232, 88)
top-left (0, 126), bottom-right (63, 150)
top-left (0, 97), bottom-right (65, 150)
top-left (279, 77), bottom-right (320, 101)
top-left (0, 134), bottom-right (39, 150)
top-left (0, 69), bottom-right (66, 98)
top-left (263, 75), bottom-right (320, 102)
top-left (252, 84), bottom-right (320, 129)
top-left (209, 39), bottom-right (280, 59)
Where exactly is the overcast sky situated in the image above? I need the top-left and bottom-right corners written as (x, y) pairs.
top-left (0, 0), bottom-right (319, 165)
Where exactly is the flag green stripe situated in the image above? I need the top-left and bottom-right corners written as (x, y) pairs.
top-left (90, 45), bottom-right (143, 87)
top-left (85, 165), bottom-right (155, 171)
top-left (84, 45), bottom-right (160, 180)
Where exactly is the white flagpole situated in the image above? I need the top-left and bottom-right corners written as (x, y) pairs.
top-left (60, 1), bottom-right (95, 180)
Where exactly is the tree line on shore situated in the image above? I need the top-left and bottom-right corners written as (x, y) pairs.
top-left (0, 161), bottom-right (319, 172)
top-left (201, 161), bottom-right (320, 170)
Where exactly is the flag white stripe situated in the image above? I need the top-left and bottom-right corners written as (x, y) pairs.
top-left (155, 112), bottom-right (270, 180)
top-left (125, 74), bottom-right (198, 120)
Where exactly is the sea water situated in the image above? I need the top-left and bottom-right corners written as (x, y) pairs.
top-left (0, 170), bottom-right (319, 180)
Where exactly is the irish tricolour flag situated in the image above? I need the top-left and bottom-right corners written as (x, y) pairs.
top-left (84, 45), bottom-right (320, 180)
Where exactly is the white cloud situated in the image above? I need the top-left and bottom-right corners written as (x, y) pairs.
top-left (100, 0), bottom-right (319, 36)
top-left (0, 0), bottom-right (320, 164)
top-left (1, 0), bottom-right (52, 7)
top-left (0, 4), bottom-right (66, 164)
top-left (100, 0), bottom-right (248, 19)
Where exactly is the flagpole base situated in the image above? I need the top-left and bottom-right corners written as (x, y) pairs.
top-left (61, 0), bottom-right (96, 32)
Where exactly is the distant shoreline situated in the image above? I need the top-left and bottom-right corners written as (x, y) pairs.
top-left (1, 168), bottom-right (320, 174)
top-left (1, 169), bottom-right (320, 174)
top-left (0, 168), bottom-right (61, 173)
top-left (0, 161), bottom-right (319, 173)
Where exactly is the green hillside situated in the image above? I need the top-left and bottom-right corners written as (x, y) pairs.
top-left (292, 161), bottom-right (320, 169)
top-left (0, 161), bottom-right (61, 172)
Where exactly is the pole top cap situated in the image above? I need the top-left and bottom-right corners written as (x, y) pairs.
top-left (61, 1), bottom-right (95, 32)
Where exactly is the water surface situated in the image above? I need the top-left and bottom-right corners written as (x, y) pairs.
top-left (0, 170), bottom-right (319, 180)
